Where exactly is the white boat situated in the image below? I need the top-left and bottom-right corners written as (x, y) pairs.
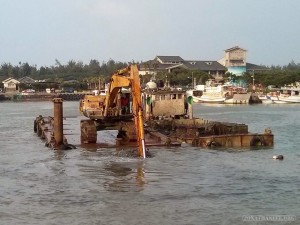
top-left (198, 85), bottom-right (228, 103)
top-left (258, 94), bottom-right (275, 104)
top-left (197, 79), bottom-right (234, 103)
top-left (186, 83), bottom-right (228, 103)
top-left (186, 85), bottom-right (205, 103)
top-left (277, 87), bottom-right (300, 103)
top-left (258, 94), bottom-right (290, 104)
top-left (261, 86), bottom-right (300, 103)
top-left (262, 99), bottom-right (274, 104)
top-left (187, 80), bottom-right (249, 104)
top-left (269, 96), bottom-right (288, 104)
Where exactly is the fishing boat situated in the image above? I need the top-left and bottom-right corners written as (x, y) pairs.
top-left (277, 86), bottom-right (300, 103)
top-left (258, 94), bottom-right (275, 104)
top-left (186, 85), bottom-right (204, 103)
top-left (186, 80), bottom-right (230, 103)
top-left (259, 86), bottom-right (300, 103)
top-left (186, 79), bottom-right (250, 104)
top-left (198, 85), bottom-right (228, 103)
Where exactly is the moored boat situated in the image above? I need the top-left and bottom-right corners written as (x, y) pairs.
top-left (186, 85), bottom-right (204, 103)
top-left (277, 87), bottom-right (300, 103)
top-left (260, 86), bottom-right (300, 103)
top-left (198, 85), bottom-right (228, 103)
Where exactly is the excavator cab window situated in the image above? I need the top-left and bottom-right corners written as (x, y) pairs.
top-left (121, 93), bottom-right (130, 114)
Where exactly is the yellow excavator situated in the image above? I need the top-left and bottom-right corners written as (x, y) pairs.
top-left (79, 65), bottom-right (146, 158)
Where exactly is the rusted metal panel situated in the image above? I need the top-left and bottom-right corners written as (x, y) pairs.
top-left (188, 133), bottom-right (274, 148)
top-left (146, 118), bottom-right (274, 148)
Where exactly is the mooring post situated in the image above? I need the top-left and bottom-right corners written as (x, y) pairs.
top-left (53, 98), bottom-right (64, 148)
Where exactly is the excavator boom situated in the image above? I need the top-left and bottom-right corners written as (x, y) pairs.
top-left (104, 65), bottom-right (146, 158)
top-left (79, 65), bottom-right (146, 158)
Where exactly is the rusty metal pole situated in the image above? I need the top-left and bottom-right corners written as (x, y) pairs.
top-left (188, 103), bottom-right (193, 119)
top-left (187, 96), bottom-right (193, 119)
top-left (145, 94), bottom-right (151, 120)
top-left (53, 98), bottom-right (64, 148)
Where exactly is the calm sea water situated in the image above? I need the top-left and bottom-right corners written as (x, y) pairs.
top-left (0, 101), bottom-right (299, 225)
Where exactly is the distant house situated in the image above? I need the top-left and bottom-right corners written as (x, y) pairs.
top-left (172, 61), bottom-right (226, 81)
top-left (139, 56), bottom-right (226, 81)
top-left (139, 56), bottom-right (185, 76)
top-left (18, 76), bottom-right (36, 84)
top-left (2, 78), bottom-right (20, 92)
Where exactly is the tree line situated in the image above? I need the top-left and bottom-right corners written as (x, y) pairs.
top-left (242, 60), bottom-right (300, 88)
top-left (1, 59), bottom-right (300, 91)
top-left (0, 59), bottom-right (129, 82)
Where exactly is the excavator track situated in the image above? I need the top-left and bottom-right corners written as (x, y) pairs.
top-left (80, 120), bottom-right (97, 143)
top-left (117, 121), bottom-right (137, 143)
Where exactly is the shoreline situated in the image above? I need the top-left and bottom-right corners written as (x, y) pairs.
top-left (0, 92), bottom-right (92, 101)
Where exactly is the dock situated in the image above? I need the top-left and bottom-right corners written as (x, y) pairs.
top-left (225, 93), bottom-right (262, 104)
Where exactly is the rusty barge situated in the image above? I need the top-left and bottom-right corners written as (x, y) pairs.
top-left (34, 65), bottom-right (273, 156)
top-left (34, 91), bottom-right (273, 152)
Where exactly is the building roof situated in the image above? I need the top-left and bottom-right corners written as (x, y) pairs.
top-left (19, 76), bottom-right (36, 83)
top-left (224, 46), bottom-right (247, 52)
top-left (155, 56), bottom-right (184, 63)
top-left (139, 60), bottom-right (176, 70)
top-left (183, 61), bottom-right (227, 71)
top-left (2, 78), bottom-right (20, 84)
top-left (2, 77), bottom-right (13, 83)
top-left (140, 58), bottom-right (227, 72)
top-left (246, 63), bottom-right (269, 71)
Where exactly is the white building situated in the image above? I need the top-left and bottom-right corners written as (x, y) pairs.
top-left (2, 78), bottom-right (20, 92)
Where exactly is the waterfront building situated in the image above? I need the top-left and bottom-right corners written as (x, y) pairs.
top-left (139, 56), bottom-right (226, 82)
top-left (139, 46), bottom-right (268, 80)
top-left (2, 78), bottom-right (20, 92)
top-left (218, 46), bottom-right (269, 75)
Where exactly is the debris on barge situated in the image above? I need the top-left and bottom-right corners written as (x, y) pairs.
top-left (142, 90), bottom-right (273, 148)
top-left (34, 65), bottom-right (274, 158)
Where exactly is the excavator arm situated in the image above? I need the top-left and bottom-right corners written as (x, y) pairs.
top-left (104, 65), bottom-right (146, 158)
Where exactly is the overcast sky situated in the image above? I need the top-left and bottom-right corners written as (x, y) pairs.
top-left (0, 0), bottom-right (299, 67)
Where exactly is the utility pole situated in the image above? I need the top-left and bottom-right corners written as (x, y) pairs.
top-left (192, 72), bottom-right (194, 89)
top-left (251, 70), bottom-right (255, 91)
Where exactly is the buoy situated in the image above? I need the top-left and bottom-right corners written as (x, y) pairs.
top-left (273, 155), bottom-right (284, 160)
